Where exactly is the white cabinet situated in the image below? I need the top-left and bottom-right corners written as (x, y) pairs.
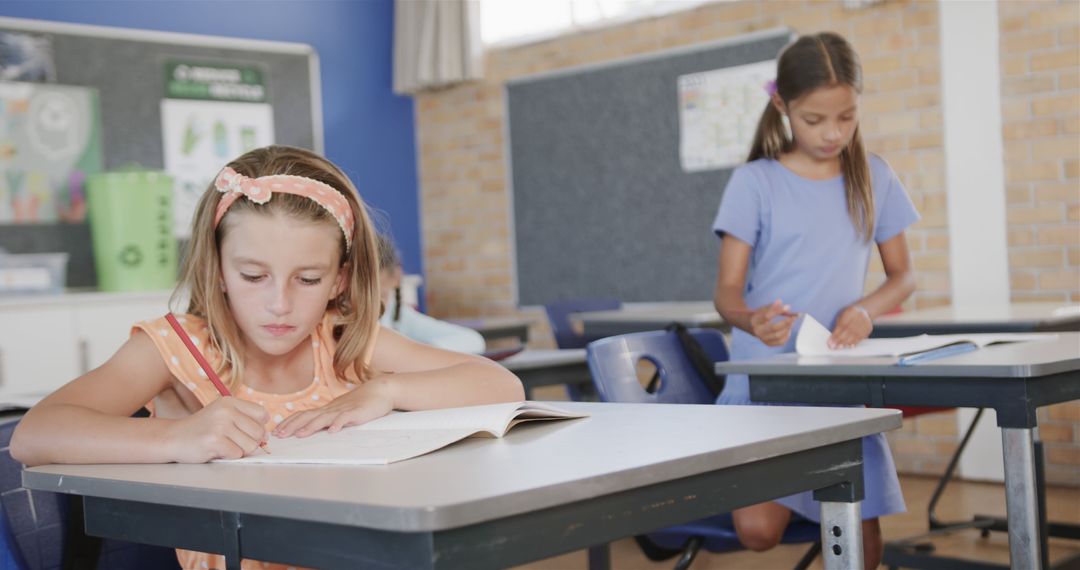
top-left (0, 291), bottom-right (172, 398)
top-left (71, 292), bottom-right (173, 372)
top-left (0, 302), bottom-right (79, 395)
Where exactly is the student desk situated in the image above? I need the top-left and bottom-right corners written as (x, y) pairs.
top-left (450, 316), bottom-right (533, 344)
top-left (575, 301), bottom-right (724, 338)
top-left (23, 403), bottom-right (899, 570)
top-left (716, 333), bottom-right (1080, 570)
top-left (500, 349), bottom-right (591, 399)
top-left (871, 302), bottom-right (1080, 569)
top-left (872, 302), bottom-right (1080, 337)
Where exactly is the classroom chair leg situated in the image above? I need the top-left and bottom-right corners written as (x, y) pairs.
top-left (673, 536), bottom-right (703, 570)
top-left (792, 541), bottom-right (821, 570)
top-left (587, 543), bottom-right (611, 570)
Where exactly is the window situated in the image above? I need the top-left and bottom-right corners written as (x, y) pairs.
top-left (480, 0), bottom-right (714, 46)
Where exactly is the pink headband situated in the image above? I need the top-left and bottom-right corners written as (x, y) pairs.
top-left (213, 166), bottom-right (355, 251)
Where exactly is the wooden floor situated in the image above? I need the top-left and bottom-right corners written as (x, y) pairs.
top-left (513, 474), bottom-right (1080, 569)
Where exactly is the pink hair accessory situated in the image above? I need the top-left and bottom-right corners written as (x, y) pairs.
top-left (764, 79), bottom-right (778, 97)
top-left (213, 166), bottom-right (355, 251)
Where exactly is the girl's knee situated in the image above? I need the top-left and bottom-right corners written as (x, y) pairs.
top-left (734, 519), bottom-right (785, 551)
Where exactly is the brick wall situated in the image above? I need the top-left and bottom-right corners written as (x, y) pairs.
top-left (999, 0), bottom-right (1079, 304)
top-left (412, 0), bottom-right (1078, 485)
top-left (998, 0), bottom-right (1079, 486)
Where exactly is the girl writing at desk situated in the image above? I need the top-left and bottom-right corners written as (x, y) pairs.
top-left (13, 145), bottom-right (524, 570)
top-left (712, 32), bottom-right (919, 568)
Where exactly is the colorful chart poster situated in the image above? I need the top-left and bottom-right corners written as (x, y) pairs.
top-left (678, 60), bottom-right (775, 172)
top-left (161, 59), bottom-right (273, 238)
top-left (161, 99), bottom-right (274, 237)
top-left (0, 81), bottom-right (103, 224)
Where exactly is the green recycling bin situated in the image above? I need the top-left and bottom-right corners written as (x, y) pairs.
top-left (86, 170), bottom-right (177, 291)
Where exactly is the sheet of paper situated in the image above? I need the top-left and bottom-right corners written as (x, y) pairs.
top-left (214, 402), bottom-right (587, 465)
top-left (795, 314), bottom-right (1057, 358)
top-left (221, 428), bottom-right (479, 465)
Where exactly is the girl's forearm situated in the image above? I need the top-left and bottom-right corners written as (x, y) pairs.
top-left (855, 270), bottom-right (917, 318)
top-left (714, 285), bottom-right (755, 333)
top-left (383, 362), bottom-right (525, 411)
top-left (11, 404), bottom-right (177, 466)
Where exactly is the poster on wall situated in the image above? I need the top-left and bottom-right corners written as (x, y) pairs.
top-left (0, 81), bottom-right (102, 224)
top-left (0, 31), bottom-right (57, 82)
top-left (161, 61), bottom-right (273, 237)
top-left (677, 59), bottom-right (775, 172)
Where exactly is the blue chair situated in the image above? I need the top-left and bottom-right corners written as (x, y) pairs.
top-left (544, 298), bottom-right (621, 400)
top-left (0, 415), bottom-right (181, 570)
top-left (586, 329), bottom-right (821, 570)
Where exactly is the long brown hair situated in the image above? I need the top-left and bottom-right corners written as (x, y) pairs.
top-left (173, 145), bottom-right (381, 385)
top-left (748, 32), bottom-right (874, 241)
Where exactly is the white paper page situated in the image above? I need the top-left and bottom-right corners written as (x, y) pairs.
top-left (219, 428), bottom-right (478, 465)
top-left (213, 402), bottom-right (587, 465)
top-left (796, 314), bottom-right (1057, 357)
top-left (360, 401), bottom-right (584, 435)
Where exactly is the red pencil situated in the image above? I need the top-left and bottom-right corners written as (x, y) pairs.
top-left (165, 313), bottom-right (270, 454)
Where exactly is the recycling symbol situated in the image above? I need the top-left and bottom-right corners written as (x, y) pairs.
top-left (118, 245), bottom-right (143, 267)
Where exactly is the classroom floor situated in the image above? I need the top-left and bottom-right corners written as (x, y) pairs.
top-left (513, 474), bottom-right (1080, 569)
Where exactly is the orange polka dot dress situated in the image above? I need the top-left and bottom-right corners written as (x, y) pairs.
top-left (133, 311), bottom-right (361, 570)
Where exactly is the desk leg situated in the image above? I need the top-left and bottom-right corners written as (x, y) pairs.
top-left (819, 500), bottom-right (863, 570)
top-left (1002, 427), bottom-right (1043, 570)
top-left (221, 511), bottom-right (242, 570)
top-left (587, 543), bottom-right (610, 570)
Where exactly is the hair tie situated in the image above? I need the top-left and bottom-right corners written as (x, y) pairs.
top-left (764, 79), bottom-right (778, 97)
top-left (213, 166), bottom-right (355, 251)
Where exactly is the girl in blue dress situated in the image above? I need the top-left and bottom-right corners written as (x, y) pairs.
top-left (712, 32), bottom-right (919, 568)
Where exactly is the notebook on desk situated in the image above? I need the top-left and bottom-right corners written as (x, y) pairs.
top-left (215, 401), bottom-right (587, 465)
top-left (796, 314), bottom-right (1057, 363)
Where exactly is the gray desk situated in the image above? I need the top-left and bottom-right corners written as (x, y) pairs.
top-left (873, 303), bottom-right (1080, 337)
top-left (24, 403), bottom-right (900, 570)
top-left (576, 301), bottom-right (724, 338)
top-left (500, 349), bottom-right (591, 399)
top-left (450, 316), bottom-right (533, 344)
top-left (717, 333), bottom-right (1080, 570)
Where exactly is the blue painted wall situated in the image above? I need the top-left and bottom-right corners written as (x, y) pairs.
top-left (0, 0), bottom-right (423, 276)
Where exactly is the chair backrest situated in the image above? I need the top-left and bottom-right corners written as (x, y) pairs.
top-left (543, 298), bottom-right (621, 349)
top-left (0, 416), bottom-right (180, 570)
top-left (1, 415), bottom-right (62, 570)
top-left (586, 328), bottom-right (728, 404)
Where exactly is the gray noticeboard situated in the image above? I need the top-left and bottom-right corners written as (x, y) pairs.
top-left (507, 29), bottom-right (791, 306)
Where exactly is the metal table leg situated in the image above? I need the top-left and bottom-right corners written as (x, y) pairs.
top-left (820, 500), bottom-right (864, 570)
top-left (1002, 427), bottom-right (1043, 569)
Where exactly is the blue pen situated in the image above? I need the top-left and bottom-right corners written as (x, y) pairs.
top-left (897, 342), bottom-right (978, 366)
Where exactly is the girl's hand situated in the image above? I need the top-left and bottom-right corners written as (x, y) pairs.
top-left (273, 378), bottom-right (395, 438)
top-left (829, 305), bottom-right (873, 349)
top-left (750, 300), bottom-right (799, 347)
top-left (163, 397), bottom-right (269, 463)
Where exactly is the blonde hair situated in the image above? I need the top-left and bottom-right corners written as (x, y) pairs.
top-left (173, 145), bottom-right (381, 385)
top-left (748, 32), bottom-right (875, 242)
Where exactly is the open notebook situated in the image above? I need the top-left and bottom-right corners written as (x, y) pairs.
top-left (796, 314), bottom-right (1057, 362)
top-left (215, 401), bottom-right (587, 465)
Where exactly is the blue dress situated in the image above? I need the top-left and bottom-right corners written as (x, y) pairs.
top-left (711, 155), bottom-right (919, 522)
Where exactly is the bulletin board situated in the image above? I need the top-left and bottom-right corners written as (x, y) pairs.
top-left (506, 29), bottom-right (792, 305)
top-left (0, 17), bottom-right (321, 287)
